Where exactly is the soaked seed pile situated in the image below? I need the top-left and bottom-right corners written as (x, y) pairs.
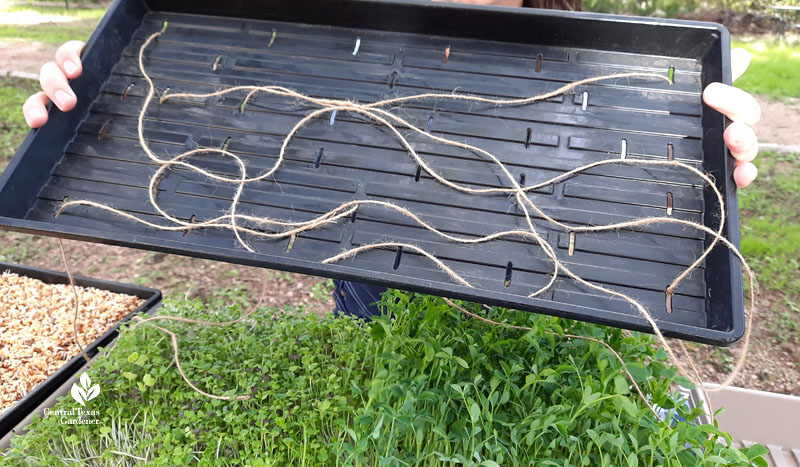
top-left (0, 271), bottom-right (143, 414)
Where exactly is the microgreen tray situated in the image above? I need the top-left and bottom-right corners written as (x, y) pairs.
top-left (0, 0), bottom-right (743, 344)
top-left (0, 262), bottom-right (161, 439)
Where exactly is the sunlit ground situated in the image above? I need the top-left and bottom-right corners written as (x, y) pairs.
top-left (0, 1), bottom-right (106, 43)
top-left (0, 0), bottom-right (105, 24)
top-left (1, 9), bottom-right (78, 25)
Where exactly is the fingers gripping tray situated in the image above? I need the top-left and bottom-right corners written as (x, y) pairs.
top-left (0, 0), bottom-right (743, 344)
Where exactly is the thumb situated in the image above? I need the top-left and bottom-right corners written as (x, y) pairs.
top-left (731, 48), bottom-right (752, 82)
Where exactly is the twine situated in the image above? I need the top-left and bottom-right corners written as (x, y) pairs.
top-left (59, 238), bottom-right (90, 365)
top-left (54, 29), bottom-right (757, 404)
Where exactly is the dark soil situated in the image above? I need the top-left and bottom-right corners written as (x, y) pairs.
top-left (686, 290), bottom-right (800, 396)
top-left (0, 231), bottom-right (336, 313)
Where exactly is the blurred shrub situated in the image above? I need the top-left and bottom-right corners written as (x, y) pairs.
top-left (584, 0), bottom-right (800, 17)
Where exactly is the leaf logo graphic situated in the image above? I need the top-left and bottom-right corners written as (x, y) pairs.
top-left (70, 373), bottom-right (101, 407)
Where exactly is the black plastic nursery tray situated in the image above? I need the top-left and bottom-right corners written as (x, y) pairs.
top-left (0, 0), bottom-right (744, 344)
top-left (0, 262), bottom-right (161, 438)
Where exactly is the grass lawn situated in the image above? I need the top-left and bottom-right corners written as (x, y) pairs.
top-left (0, 4), bottom-right (105, 44)
top-left (740, 152), bottom-right (800, 294)
top-left (0, 77), bottom-right (38, 172)
top-left (732, 37), bottom-right (800, 101)
top-left (738, 151), bottom-right (800, 334)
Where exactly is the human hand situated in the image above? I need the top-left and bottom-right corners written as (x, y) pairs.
top-left (22, 41), bottom-right (85, 129)
top-left (702, 48), bottom-right (760, 188)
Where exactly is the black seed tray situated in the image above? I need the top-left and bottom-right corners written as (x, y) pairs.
top-left (0, 262), bottom-right (161, 439)
top-left (0, 0), bottom-right (743, 344)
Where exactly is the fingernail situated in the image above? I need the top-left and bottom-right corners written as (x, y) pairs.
top-left (54, 89), bottom-right (73, 108)
top-left (63, 60), bottom-right (78, 76)
top-left (734, 164), bottom-right (757, 188)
